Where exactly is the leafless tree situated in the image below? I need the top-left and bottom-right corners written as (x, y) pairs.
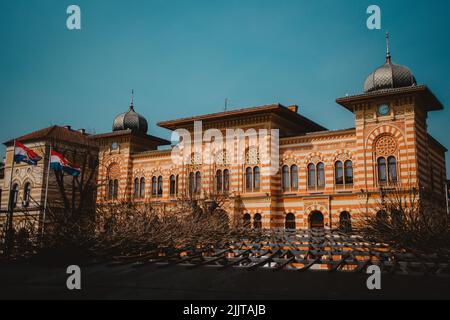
top-left (358, 186), bottom-right (450, 253)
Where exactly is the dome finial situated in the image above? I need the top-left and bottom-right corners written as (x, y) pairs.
top-left (385, 32), bottom-right (391, 63)
top-left (130, 89), bottom-right (134, 110)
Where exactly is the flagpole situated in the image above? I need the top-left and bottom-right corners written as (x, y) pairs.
top-left (41, 144), bottom-right (52, 242)
top-left (4, 140), bottom-right (16, 256)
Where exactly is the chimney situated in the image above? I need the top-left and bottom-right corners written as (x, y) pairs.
top-left (63, 125), bottom-right (71, 130)
top-left (287, 105), bottom-right (298, 113)
top-left (78, 128), bottom-right (86, 134)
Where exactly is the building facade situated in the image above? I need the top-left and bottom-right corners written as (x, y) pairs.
top-left (0, 126), bottom-right (97, 234)
top-left (94, 49), bottom-right (447, 230)
top-left (1, 46), bottom-right (448, 233)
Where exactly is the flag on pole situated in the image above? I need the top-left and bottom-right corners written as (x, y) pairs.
top-left (14, 141), bottom-right (42, 165)
top-left (50, 150), bottom-right (81, 177)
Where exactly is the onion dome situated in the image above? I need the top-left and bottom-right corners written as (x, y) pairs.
top-left (364, 33), bottom-right (417, 93)
top-left (112, 91), bottom-right (148, 134)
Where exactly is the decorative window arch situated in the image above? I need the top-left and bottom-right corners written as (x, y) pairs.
top-left (387, 156), bottom-right (397, 183)
top-left (344, 160), bottom-right (353, 184)
top-left (152, 176), bottom-right (157, 196)
top-left (245, 147), bottom-right (260, 165)
top-left (282, 165), bottom-right (289, 190)
top-left (374, 134), bottom-right (400, 186)
top-left (157, 176), bottom-right (163, 196)
top-left (188, 172), bottom-right (195, 196)
top-left (307, 163), bottom-right (316, 188)
top-left (335, 161), bottom-right (343, 185)
top-left (195, 171), bottom-right (201, 194)
top-left (339, 211), bottom-right (352, 232)
top-left (243, 213), bottom-right (251, 228)
top-left (11, 183), bottom-right (19, 208)
top-left (216, 169), bottom-right (223, 192)
top-left (113, 179), bottom-right (119, 199)
top-left (108, 180), bottom-right (114, 200)
top-left (308, 162), bottom-right (325, 189)
top-left (317, 162), bottom-right (325, 188)
top-left (107, 162), bottom-right (120, 180)
top-left (282, 164), bottom-right (299, 191)
top-left (133, 178), bottom-right (139, 197)
top-left (253, 213), bottom-right (262, 229)
top-left (140, 177), bottom-right (146, 198)
top-left (23, 182), bottom-right (31, 206)
top-left (253, 166), bottom-right (260, 191)
top-left (285, 213), bottom-right (296, 230)
top-left (223, 169), bottom-right (230, 192)
top-left (245, 167), bottom-right (253, 191)
top-left (335, 160), bottom-right (353, 186)
top-left (290, 165), bottom-right (298, 190)
top-left (169, 174), bottom-right (177, 196)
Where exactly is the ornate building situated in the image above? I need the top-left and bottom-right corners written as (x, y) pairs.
top-left (0, 126), bottom-right (97, 234)
top-left (1, 43), bottom-right (448, 233)
top-left (94, 47), bottom-right (447, 230)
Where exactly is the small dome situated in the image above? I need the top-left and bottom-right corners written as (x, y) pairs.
top-left (113, 105), bottom-right (148, 134)
top-left (364, 56), bottom-right (416, 93)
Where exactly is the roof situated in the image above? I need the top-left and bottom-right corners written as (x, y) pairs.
top-left (157, 103), bottom-right (326, 132)
top-left (3, 125), bottom-right (94, 147)
top-left (91, 129), bottom-right (170, 145)
top-left (427, 134), bottom-right (448, 153)
top-left (280, 127), bottom-right (356, 143)
top-left (336, 85), bottom-right (443, 112)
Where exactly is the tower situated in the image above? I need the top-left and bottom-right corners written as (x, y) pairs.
top-left (336, 34), bottom-right (446, 202)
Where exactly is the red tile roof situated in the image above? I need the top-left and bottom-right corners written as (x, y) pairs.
top-left (3, 125), bottom-right (94, 147)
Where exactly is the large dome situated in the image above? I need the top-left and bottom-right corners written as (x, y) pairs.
top-left (364, 34), bottom-right (417, 93)
top-left (112, 104), bottom-right (148, 134)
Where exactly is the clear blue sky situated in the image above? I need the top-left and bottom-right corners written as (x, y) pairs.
top-left (0, 0), bottom-right (449, 176)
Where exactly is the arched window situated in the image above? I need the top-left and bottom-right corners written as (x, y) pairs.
top-left (335, 161), bottom-right (343, 185)
top-left (175, 174), bottom-right (179, 195)
top-left (308, 163), bottom-right (316, 188)
top-left (152, 176), bottom-right (157, 196)
top-left (377, 157), bottom-right (387, 184)
top-left (223, 169), bottom-right (230, 192)
top-left (309, 211), bottom-right (324, 229)
top-left (108, 180), bottom-right (113, 200)
top-left (344, 160), bottom-right (353, 184)
top-left (133, 178), bottom-right (139, 197)
top-left (157, 176), bottom-right (163, 196)
top-left (285, 213), bottom-right (296, 230)
top-left (339, 211), bottom-right (351, 232)
top-left (376, 210), bottom-right (388, 222)
top-left (282, 165), bottom-right (289, 190)
top-left (387, 156), bottom-right (397, 183)
top-left (253, 166), bottom-right (260, 191)
top-left (11, 183), bottom-right (19, 208)
top-left (169, 175), bottom-right (176, 196)
top-left (245, 167), bottom-right (253, 191)
top-left (140, 177), bottom-right (146, 198)
top-left (113, 179), bottom-right (119, 199)
top-left (317, 162), bottom-right (325, 188)
top-left (23, 182), bottom-right (31, 206)
top-left (216, 169), bottom-right (223, 192)
top-left (188, 172), bottom-right (195, 195)
top-left (290, 165), bottom-right (298, 190)
top-left (243, 213), bottom-right (251, 228)
top-left (195, 171), bottom-right (201, 194)
top-left (253, 213), bottom-right (262, 229)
